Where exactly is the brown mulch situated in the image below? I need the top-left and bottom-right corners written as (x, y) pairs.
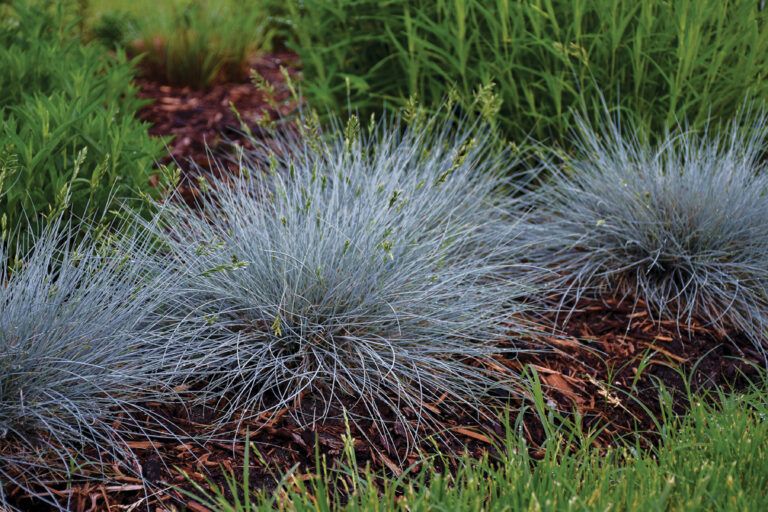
top-left (6, 297), bottom-right (762, 511)
top-left (136, 50), bottom-right (300, 203)
top-left (515, 297), bottom-right (761, 448)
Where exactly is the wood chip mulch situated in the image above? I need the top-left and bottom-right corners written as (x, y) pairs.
top-left (6, 297), bottom-right (762, 511)
top-left (515, 297), bottom-right (762, 449)
top-left (136, 50), bottom-right (300, 204)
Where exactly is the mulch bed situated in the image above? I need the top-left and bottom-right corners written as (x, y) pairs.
top-left (136, 50), bottom-right (300, 204)
top-left (4, 56), bottom-right (764, 510)
top-left (517, 297), bottom-right (761, 448)
top-left (6, 297), bottom-right (761, 511)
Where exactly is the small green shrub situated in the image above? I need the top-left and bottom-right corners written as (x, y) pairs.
top-left (0, 1), bottom-right (164, 239)
top-left (285, 0), bottom-right (768, 147)
top-left (89, 10), bottom-right (137, 49)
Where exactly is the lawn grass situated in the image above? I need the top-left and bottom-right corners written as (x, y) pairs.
top-left (185, 373), bottom-right (768, 511)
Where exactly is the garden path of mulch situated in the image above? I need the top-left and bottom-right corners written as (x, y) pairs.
top-left (4, 57), bottom-right (764, 510)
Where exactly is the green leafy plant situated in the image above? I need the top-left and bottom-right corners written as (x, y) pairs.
top-left (0, 1), bottom-right (164, 244)
top-left (285, 0), bottom-right (768, 147)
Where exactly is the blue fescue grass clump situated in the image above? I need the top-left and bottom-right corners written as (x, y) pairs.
top-left (147, 114), bottom-right (540, 439)
top-left (0, 219), bottom-right (176, 509)
top-left (529, 114), bottom-right (768, 358)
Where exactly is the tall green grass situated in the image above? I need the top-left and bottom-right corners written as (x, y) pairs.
top-left (285, 0), bottom-right (768, 146)
top-left (88, 0), bottom-right (280, 88)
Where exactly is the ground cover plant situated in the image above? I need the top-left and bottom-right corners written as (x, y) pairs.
top-left (527, 113), bottom-right (768, 360)
top-left (284, 0), bottom-right (768, 147)
top-left (0, 0), bottom-right (163, 244)
top-left (0, 217), bottom-right (180, 511)
top-left (186, 374), bottom-right (768, 512)
top-left (88, 0), bottom-right (279, 89)
top-left (143, 112), bottom-right (541, 448)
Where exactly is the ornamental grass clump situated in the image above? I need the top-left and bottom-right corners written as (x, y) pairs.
top-left (149, 114), bottom-right (539, 441)
top-left (0, 220), bottom-right (177, 510)
top-left (530, 115), bottom-right (768, 358)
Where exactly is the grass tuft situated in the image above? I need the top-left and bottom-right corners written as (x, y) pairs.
top-left (90, 0), bottom-right (278, 89)
top-left (528, 112), bottom-right (768, 358)
top-left (146, 113), bottom-right (541, 445)
top-left (0, 218), bottom-right (177, 510)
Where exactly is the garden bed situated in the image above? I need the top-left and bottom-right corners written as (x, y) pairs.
top-left (5, 52), bottom-right (765, 511)
top-left (6, 298), bottom-right (761, 511)
top-left (4, 2), bottom-right (768, 509)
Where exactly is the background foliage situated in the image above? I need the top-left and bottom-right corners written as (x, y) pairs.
top-left (284, 0), bottom-right (768, 147)
top-left (88, 0), bottom-right (282, 89)
top-left (0, 1), bottom-right (163, 240)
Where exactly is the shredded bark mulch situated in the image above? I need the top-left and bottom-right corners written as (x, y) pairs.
top-left (136, 50), bottom-right (299, 203)
top-left (516, 297), bottom-right (762, 448)
top-left (6, 297), bottom-right (762, 511)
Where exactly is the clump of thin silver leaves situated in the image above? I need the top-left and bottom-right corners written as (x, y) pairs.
top-left (528, 115), bottom-right (768, 359)
top-left (144, 115), bottom-right (541, 445)
top-left (0, 219), bottom-right (180, 510)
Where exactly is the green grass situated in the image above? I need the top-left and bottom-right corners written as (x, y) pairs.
top-left (85, 0), bottom-right (281, 88)
top-left (283, 0), bottom-right (768, 148)
top-left (184, 372), bottom-right (768, 511)
top-left (0, 0), bottom-right (164, 246)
